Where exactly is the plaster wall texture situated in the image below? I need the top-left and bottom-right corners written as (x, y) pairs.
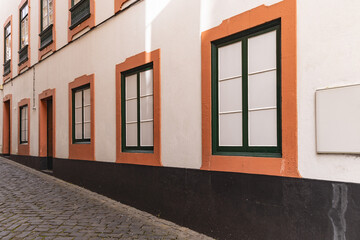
top-left (1, 0), bottom-right (360, 183)
top-left (297, 0), bottom-right (360, 183)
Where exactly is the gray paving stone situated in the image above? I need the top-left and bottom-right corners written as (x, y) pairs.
top-left (0, 157), bottom-right (213, 240)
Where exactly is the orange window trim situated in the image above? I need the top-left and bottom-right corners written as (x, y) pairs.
top-left (3, 94), bottom-right (12, 155)
top-left (114, 0), bottom-right (130, 14)
top-left (18, 0), bottom-right (31, 73)
top-left (68, 74), bottom-right (95, 161)
top-left (3, 16), bottom-right (13, 82)
top-left (115, 49), bottom-right (161, 166)
top-left (201, 0), bottom-right (300, 178)
top-left (18, 98), bottom-right (30, 156)
top-left (39, 88), bottom-right (56, 157)
top-left (39, 0), bottom-right (56, 61)
top-left (68, 0), bottom-right (95, 42)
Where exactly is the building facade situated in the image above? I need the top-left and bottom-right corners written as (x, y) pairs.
top-left (1, 0), bottom-right (360, 239)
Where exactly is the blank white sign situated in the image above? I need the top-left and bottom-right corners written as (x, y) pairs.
top-left (316, 84), bottom-right (360, 153)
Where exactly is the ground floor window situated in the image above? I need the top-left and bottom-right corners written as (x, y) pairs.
top-left (212, 20), bottom-right (282, 157)
top-left (121, 64), bottom-right (154, 152)
top-left (72, 85), bottom-right (91, 143)
top-left (20, 105), bottom-right (28, 144)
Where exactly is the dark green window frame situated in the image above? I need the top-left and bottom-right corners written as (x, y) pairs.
top-left (19, 105), bottom-right (28, 144)
top-left (211, 19), bottom-right (282, 158)
top-left (121, 63), bottom-right (154, 153)
top-left (19, 1), bottom-right (29, 65)
top-left (69, 0), bottom-right (90, 30)
top-left (3, 23), bottom-right (11, 76)
top-left (39, 0), bottom-right (54, 50)
top-left (72, 84), bottom-right (91, 143)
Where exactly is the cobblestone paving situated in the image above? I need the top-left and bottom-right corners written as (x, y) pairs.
top-left (0, 158), bottom-right (213, 240)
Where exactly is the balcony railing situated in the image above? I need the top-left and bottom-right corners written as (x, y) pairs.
top-left (18, 45), bottom-right (29, 66)
top-left (3, 60), bottom-right (11, 76)
top-left (69, 0), bottom-right (90, 30)
top-left (39, 24), bottom-right (53, 50)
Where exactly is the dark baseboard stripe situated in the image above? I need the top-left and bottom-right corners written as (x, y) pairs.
top-left (4, 155), bottom-right (360, 240)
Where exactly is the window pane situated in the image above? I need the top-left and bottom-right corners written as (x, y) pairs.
top-left (140, 121), bottom-right (153, 146)
top-left (5, 25), bottom-right (10, 36)
top-left (125, 74), bottom-right (137, 100)
top-left (5, 36), bottom-right (11, 61)
top-left (21, 17), bottom-right (29, 48)
top-left (218, 41), bottom-right (242, 80)
top-left (21, 131), bottom-right (26, 142)
top-left (49, 0), bottom-right (54, 25)
top-left (248, 30), bottom-right (277, 74)
top-left (219, 77), bottom-right (242, 113)
top-left (75, 123), bottom-right (82, 139)
top-left (219, 113), bottom-right (242, 146)
top-left (126, 123), bottom-right (137, 146)
top-left (126, 99), bottom-right (137, 123)
top-left (74, 90), bottom-right (82, 108)
top-left (83, 88), bottom-right (90, 106)
top-left (21, 118), bottom-right (26, 132)
top-left (248, 70), bottom-right (277, 110)
top-left (75, 108), bottom-right (82, 123)
top-left (84, 122), bottom-right (91, 139)
top-left (73, 0), bottom-right (81, 5)
top-left (84, 105), bottom-right (91, 122)
top-left (140, 96), bottom-right (153, 121)
top-left (249, 109), bottom-right (277, 146)
top-left (21, 4), bottom-right (28, 19)
top-left (140, 69), bottom-right (153, 96)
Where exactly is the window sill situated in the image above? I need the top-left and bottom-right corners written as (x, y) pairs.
top-left (122, 149), bottom-right (154, 154)
top-left (212, 151), bottom-right (282, 158)
top-left (72, 141), bottom-right (91, 144)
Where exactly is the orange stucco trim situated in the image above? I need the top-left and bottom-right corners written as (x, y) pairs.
top-left (39, 88), bottom-right (56, 157)
top-left (68, 74), bottom-right (95, 161)
top-left (18, 98), bottom-right (30, 155)
top-left (38, 0), bottom-right (56, 60)
top-left (3, 94), bottom-right (12, 154)
top-left (68, 0), bottom-right (95, 42)
top-left (114, 0), bottom-right (130, 14)
top-left (201, 0), bottom-right (300, 178)
top-left (115, 49), bottom-right (161, 166)
top-left (3, 16), bottom-right (12, 82)
top-left (18, 0), bottom-right (31, 73)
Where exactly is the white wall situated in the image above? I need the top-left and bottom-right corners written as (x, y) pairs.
top-left (297, 0), bottom-right (360, 183)
top-left (1, 0), bottom-right (360, 183)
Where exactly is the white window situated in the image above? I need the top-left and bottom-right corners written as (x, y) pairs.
top-left (123, 66), bottom-right (154, 151)
top-left (42, 0), bottom-right (54, 31)
top-left (20, 105), bottom-right (28, 144)
top-left (213, 21), bottom-right (281, 156)
top-left (73, 86), bottom-right (91, 142)
top-left (20, 2), bottom-right (29, 49)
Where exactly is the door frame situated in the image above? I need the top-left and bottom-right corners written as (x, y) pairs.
top-left (39, 89), bottom-right (56, 158)
top-left (2, 94), bottom-right (12, 155)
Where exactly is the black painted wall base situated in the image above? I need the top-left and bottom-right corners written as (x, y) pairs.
top-left (3, 155), bottom-right (360, 240)
top-left (1, 154), bottom-right (48, 171)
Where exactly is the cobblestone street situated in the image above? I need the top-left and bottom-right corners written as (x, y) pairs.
top-left (0, 158), bottom-right (212, 240)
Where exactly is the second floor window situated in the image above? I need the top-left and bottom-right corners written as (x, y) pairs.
top-left (20, 2), bottom-right (28, 49)
top-left (4, 23), bottom-right (11, 75)
top-left (41, 0), bottom-right (53, 31)
top-left (69, 0), bottom-right (90, 30)
top-left (40, 0), bottom-right (54, 50)
top-left (19, 2), bottom-right (29, 65)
